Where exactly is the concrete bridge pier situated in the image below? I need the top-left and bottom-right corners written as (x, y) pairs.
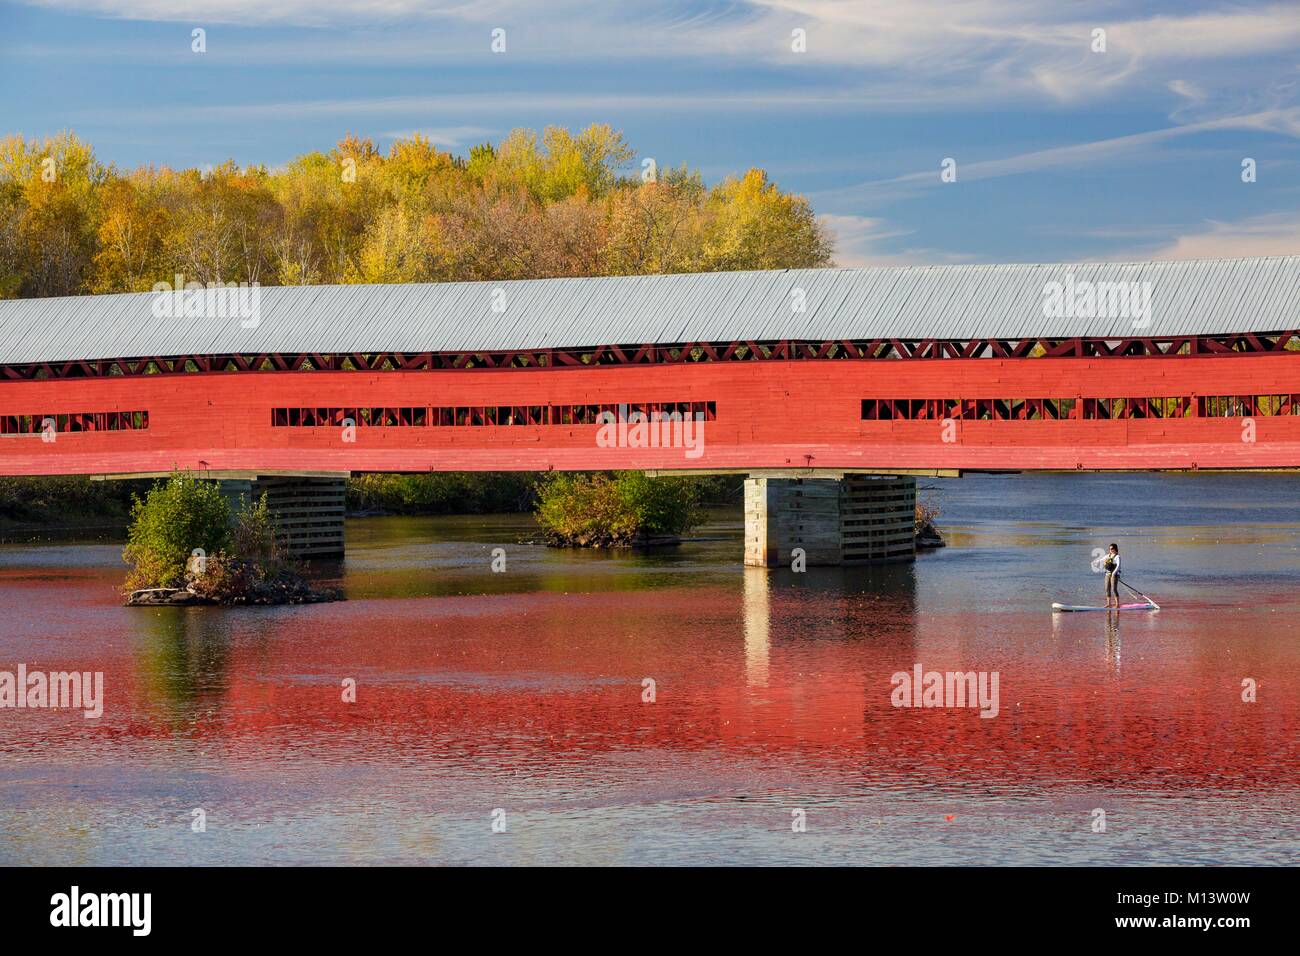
top-left (743, 475), bottom-right (916, 568)
top-left (217, 475), bottom-right (346, 559)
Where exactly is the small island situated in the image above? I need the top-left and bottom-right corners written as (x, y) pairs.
top-left (533, 471), bottom-right (699, 547)
top-left (533, 470), bottom-right (945, 552)
top-left (122, 471), bottom-right (342, 607)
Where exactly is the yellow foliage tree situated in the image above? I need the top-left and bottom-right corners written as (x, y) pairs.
top-left (346, 204), bottom-right (439, 284)
top-left (699, 169), bottom-right (832, 272)
top-left (0, 125), bottom-right (834, 298)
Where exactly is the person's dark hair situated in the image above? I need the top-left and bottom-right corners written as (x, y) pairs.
top-left (1109, 542), bottom-right (1119, 552)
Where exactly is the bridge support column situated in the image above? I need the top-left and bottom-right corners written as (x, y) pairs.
top-left (216, 476), bottom-right (346, 559)
top-left (743, 476), bottom-right (916, 568)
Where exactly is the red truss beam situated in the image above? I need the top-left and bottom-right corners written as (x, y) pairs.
top-left (2, 333), bottom-right (1296, 379)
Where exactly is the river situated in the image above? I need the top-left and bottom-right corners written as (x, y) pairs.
top-left (1, 473), bottom-right (1297, 865)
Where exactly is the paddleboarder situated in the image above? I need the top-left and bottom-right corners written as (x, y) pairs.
top-left (1052, 549), bottom-right (1157, 612)
top-left (1103, 543), bottom-right (1121, 608)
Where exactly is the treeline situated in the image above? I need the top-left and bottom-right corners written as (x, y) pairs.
top-left (0, 475), bottom-right (148, 529)
top-left (347, 473), bottom-right (539, 515)
top-left (347, 472), bottom-right (742, 516)
top-left (0, 125), bottom-right (833, 299)
top-left (0, 472), bottom-right (741, 532)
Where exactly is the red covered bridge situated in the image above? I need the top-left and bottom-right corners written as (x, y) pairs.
top-left (2, 256), bottom-right (1297, 561)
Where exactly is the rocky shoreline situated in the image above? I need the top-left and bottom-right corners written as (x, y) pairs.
top-left (126, 576), bottom-right (344, 607)
top-left (127, 586), bottom-right (343, 607)
top-left (916, 522), bottom-right (947, 549)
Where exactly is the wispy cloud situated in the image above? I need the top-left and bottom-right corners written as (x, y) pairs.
top-left (73, 88), bottom-right (882, 125)
top-left (819, 213), bottom-right (977, 267)
top-left (817, 106), bottom-right (1300, 206)
top-left (18, 0), bottom-right (1300, 109)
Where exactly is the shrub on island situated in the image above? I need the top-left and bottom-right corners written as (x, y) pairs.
top-left (122, 471), bottom-right (231, 591)
top-left (534, 471), bottom-right (700, 547)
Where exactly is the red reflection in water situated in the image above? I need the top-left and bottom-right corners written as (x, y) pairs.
top-left (6, 574), bottom-right (1293, 802)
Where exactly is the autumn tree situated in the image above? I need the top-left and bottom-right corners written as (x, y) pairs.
top-left (0, 124), bottom-right (835, 298)
top-left (0, 132), bottom-right (105, 297)
top-left (603, 171), bottom-right (706, 275)
top-left (347, 204), bottom-right (439, 284)
top-left (0, 185), bottom-right (22, 298)
top-left (164, 161), bottom-right (279, 285)
top-left (91, 172), bottom-right (173, 292)
top-left (697, 169), bottom-right (833, 272)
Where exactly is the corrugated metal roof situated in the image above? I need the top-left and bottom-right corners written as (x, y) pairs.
top-left (0, 257), bottom-right (1296, 365)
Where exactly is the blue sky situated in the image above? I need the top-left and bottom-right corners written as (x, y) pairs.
top-left (1, 0), bottom-right (1298, 265)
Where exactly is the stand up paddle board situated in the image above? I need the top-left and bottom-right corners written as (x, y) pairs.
top-left (1052, 601), bottom-right (1159, 612)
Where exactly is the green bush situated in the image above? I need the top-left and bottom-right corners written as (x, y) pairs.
top-left (231, 493), bottom-right (293, 578)
top-left (534, 471), bottom-right (700, 546)
top-left (121, 472), bottom-right (232, 590)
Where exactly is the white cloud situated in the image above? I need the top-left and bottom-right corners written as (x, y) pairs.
top-left (1168, 79), bottom-right (1207, 106)
top-left (1143, 212), bottom-right (1300, 259)
top-left (823, 208), bottom-right (1300, 267)
top-left (18, 0), bottom-right (1300, 109)
top-left (819, 213), bottom-right (977, 267)
top-left (20, 0), bottom-right (472, 26)
top-left (379, 125), bottom-right (497, 149)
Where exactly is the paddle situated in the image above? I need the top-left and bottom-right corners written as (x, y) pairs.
top-left (1119, 579), bottom-right (1160, 609)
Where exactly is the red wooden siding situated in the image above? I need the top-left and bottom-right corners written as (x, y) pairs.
top-left (2, 353), bottom-right (1299, 475)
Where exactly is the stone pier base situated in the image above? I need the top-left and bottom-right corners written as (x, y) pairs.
top-left (217, 476), bottom-right (346, 559)
top-left (743, 475), bottom-right (916, 567)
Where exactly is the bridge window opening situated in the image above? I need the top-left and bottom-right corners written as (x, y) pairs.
top-left (1085, 398), bottom-right (1124, 420)
top-left (1, 410), bottom-right (149, 434)
top-left (863, 394), bottom-right (1300, 421)
top-left (1201, 394), bottom-right (1300, 417)
top-left (272, 401), bottom-right (717, 429)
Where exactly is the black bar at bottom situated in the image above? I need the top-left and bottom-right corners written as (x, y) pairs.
top-left (0, 866), bottom-right (1287, 943)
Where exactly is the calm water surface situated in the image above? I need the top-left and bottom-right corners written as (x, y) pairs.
top-left (1, 473), bottom-right (1297, 865)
